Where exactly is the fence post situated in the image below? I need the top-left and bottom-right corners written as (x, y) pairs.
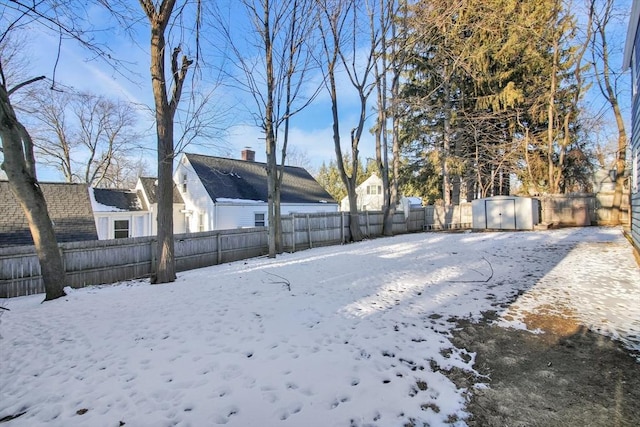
top-left (366, 211), bottom-right (370, 236)
top-left (291, 214), bottom-right (296, 253)
top-left (150, 239), bottom-right (157, 276)
top-left (340, 212), bottom-right (345, 243)
top-left (307, 214), bottom-right (312, 249)
top-left (217, 233), bottom-right (222, 264)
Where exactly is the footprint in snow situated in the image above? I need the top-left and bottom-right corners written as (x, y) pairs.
top-left (329, 396), bottom-right (351, 409)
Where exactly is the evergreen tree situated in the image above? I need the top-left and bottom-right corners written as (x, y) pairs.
top-left (398, 0), bottom-right (591, 200)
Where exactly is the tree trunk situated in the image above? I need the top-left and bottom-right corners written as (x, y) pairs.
top-left (601, 39), bottom-right (627, 225)
top-left (547, 6), bottom-right (561, 194)
top-left (0, 83), bottom-right (67, 301)
top-left (588, 0), bottom-right (626, 224)
top-left (442, 80), bottom-right (452, 205)
top-left (274, 181), bottom-right (282, 253)
top-left (148, 12), bottom-right (176, 283)
top-left (263, 0), bottom-right (278, 258)
top-left (326, 56), bottom-right (363, 242)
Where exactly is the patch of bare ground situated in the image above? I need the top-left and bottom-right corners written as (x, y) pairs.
top-left (448, 310), bottom-right (640, 427)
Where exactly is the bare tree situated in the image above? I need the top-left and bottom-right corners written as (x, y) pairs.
top-left (96, 153), bottom-right (153, 189)
top-left (590, 0), bottom-right (629, 224)
top-left (372, 0), bottom-right (408, 235)
top-left (213, 0), bottom-right (320, 256)
top-left (137, 0), bottom-right (194, 283)
top-left (0, 74), bottom-right (67, 301)
top-left (316, 0), bottom-right (383, 241)
top-left (285, 145), bottom-right (313, 171)
top-left (0, 1), bottom-right (121, 302)
top-left (29, 89), bottom-right (140, 187)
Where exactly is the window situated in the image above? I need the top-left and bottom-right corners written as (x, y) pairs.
top-left (366, 185), bottom-right (382, 195)
top-left (182, 174), bottom-right (187, 193)
top-left (255, 213), bottom-right (265, 227)
top-left (114, 220), bottom-right (129, 239)
top-left (199, 213), bottom-right (205, 232)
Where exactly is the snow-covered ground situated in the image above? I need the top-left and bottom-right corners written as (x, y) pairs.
top-left (1, 227), bottom-right (639, 427)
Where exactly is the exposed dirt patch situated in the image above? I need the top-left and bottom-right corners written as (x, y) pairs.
top-left (449, 311), bottom-right (640, 427)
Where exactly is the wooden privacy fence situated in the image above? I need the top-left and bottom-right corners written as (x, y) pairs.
top-left (280, 208), bottom-right (431, 252)
top-left (0, 228), bottom-right (269, 298)
top-left (5, 199), bottom-right (584, 298)
top-left (2, 207), bottom-right (446, 298)
top-left (537, 193), bottom-right (630, 226)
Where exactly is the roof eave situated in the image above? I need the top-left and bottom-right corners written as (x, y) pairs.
top-left (623, 1), bottom-right (640, 70)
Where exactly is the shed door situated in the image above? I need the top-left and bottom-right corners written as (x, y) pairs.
top-left (485, 199), bottom-right (516, 229)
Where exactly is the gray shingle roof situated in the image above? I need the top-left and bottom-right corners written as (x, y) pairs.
top-left (0, 181), bottom-right (98, 247)
top-left (138, 177), bottom-right (184, 204)
top-left (92, 188), bottom-right (147, 211)
top-left (185, 153), bottom-right (336, 204)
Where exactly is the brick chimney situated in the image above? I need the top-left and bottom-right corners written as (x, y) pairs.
top-left (241, 148), bottom-right (255, 162)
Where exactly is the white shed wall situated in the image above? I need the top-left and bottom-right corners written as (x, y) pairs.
top-left (471, 196), bottom-right (539, 230)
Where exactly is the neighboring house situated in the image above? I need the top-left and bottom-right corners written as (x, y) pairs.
top-left (91, 178), bottom-right (187, 240)
top-left (135, 177), bottom-right (187, 235)
top-left (174, 150), bottom-right (338, 230)
top-left (90, 188), bottom-right (150, 240)
top-left (625, 3), bottom-right (640, 251)
top-left (340, 174), bottom-right (422, 213)
top-left (0, 181), bottom-right (98, 247)
top-left (340, 174), bottom-right (384, 211)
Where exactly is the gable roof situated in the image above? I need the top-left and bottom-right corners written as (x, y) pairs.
top-left (184, 153), bottom-right (336, 204)
top-left (0, 181), bottom-right (98, 247)
top-left (138, 177), bottom-right (184, 204)
top-left (357, 173), bottom-right (382, 189)
top-left (91, 188), bottom-right (147, 212)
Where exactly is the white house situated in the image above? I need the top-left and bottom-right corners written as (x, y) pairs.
top-left (135, 177), bottom-right (187, 235)
top-left (174, 150), bottom-right (338, 231)
top-left (90, 187), bottom-right (150, 240)
top-left (90, 179), bottom-right (186, 240)
top-left (340, 174), bottom-right (384, 212)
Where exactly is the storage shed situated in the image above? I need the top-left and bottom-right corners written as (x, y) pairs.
top-left (472, 196), bottom-right (539, 230)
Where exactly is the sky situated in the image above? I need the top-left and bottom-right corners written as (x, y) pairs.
top-left (1, 226), bottom-right (639, 426)
top-left (11, 1), bottom-right (379, 182)
top-left (1, 0), bottom-right (633, 183)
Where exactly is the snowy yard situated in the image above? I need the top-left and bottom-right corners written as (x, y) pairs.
top-left (1, 227), bottom-right (639, 427)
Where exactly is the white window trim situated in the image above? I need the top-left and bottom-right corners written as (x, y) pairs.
top-left (113, 219), bottom-right (130, 239)
top-left (254, 212), bottom-right (266, 227)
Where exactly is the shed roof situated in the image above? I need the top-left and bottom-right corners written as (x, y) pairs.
top-left (0, 181), bottom-right (98, 247)
top-left (184, 153), bottom-right (336, 204)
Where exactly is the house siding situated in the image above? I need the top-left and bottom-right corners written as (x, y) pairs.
top-left (216, 205), bottom-right (267, 229)
top-left (631, 18), bottom-right (640, 251)
top-left (174, 158), bottom-right (215, 231)
top-left (215, 203), bottom-right (338, 229)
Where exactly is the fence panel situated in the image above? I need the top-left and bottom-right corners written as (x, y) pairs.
top-left (3, 199), bottom-right (599, 298)
top-left (0, 228), bottom-right (268, 298)
top-left (62, 237), bottom-right (154, 288)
